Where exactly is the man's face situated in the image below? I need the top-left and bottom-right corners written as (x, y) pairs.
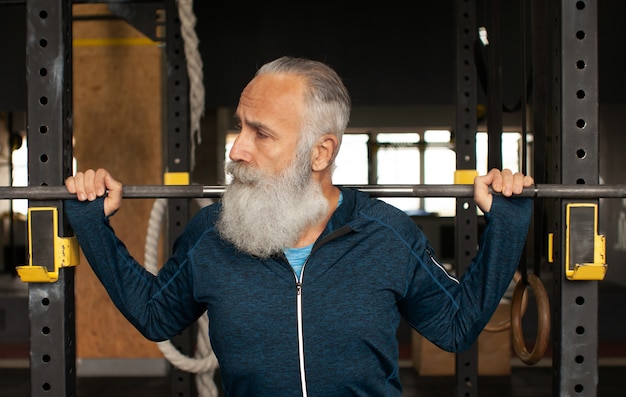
top-left (229, 73), bottom-right (307, 177)
top-left (216, 73), bottom-right (329, 257)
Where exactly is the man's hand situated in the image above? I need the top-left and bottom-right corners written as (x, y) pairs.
top-left (474, 168), bottom-right (534, 213)
top-left (65, 168), bottom-right (123, 217)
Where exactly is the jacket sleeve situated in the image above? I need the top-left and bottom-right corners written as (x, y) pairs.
top-left (402, 195), bottom-right (533, 352)
top-left (64, 197), bottom-right (206, 341)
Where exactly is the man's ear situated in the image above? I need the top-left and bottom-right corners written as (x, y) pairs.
top-left (311, 134), bottom-right (339, 172)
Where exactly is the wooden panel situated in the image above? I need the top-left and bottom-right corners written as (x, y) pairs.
top-left (72, 4), bottom-right (163, 358)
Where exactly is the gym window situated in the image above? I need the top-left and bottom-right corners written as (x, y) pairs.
top-left (333, 129), bottom-right (528, 217)
top-left (1, 135), bottom-right (28, 216)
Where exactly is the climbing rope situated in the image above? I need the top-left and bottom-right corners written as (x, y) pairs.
top-left (176, 0), bottom-right (205, 170)
top-left (144, 2), bottom-right (212, 393)
top-left (144, 198), bottom-right (219, 397)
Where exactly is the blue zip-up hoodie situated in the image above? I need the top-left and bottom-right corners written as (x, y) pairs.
top-left (64, 186), bottom-right (532, 397)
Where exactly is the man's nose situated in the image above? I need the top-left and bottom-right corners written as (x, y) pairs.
top-left (228, 133), bottom-right (251, 163)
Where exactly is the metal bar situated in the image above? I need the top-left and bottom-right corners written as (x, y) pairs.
top-left (351, 184), bottom-right (626, 198)
top-left (3, 184), bottom-right (626, 200)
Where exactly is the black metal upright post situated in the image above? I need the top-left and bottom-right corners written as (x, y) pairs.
top-left (25, 0), bottom-right (76, 396)
top-left (529, 0), bottom-right (554, 278)
top-left (164, 0), bottom-right (195, 395)
top-left (552, 0), bottom-right (600, 395)
top-left (454, 1), bottom-right (479, 396)
top-left (484, 0), bottom-right (503, 171)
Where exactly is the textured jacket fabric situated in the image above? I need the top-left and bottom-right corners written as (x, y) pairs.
top-left (64, 186), bottom-right (532, 397)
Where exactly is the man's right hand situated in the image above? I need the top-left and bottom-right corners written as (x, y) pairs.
top-left (65, 168), bottom-right (123, 217)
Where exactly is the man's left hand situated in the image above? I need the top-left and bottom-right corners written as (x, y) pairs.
top-left (474, 168), bottom-right (534, 213)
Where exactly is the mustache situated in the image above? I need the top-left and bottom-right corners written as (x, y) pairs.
top-left (225, 161), bottom-right (265, 184)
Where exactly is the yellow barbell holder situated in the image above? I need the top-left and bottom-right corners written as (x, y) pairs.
top-left (16, 207), bottom-right (79, 283)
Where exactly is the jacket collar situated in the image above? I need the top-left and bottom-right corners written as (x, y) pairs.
top-left (319, 186), bottom-right (372, 238)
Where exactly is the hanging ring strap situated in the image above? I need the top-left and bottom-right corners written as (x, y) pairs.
top-left (484, 271), bottom-right (528, 332)
top-left (511, 273), bottom-right (551, 365)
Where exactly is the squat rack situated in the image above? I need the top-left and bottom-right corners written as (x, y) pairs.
top-left (14, 0), bottom-right (607, 396)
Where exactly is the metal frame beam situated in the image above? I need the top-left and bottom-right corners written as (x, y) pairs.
top-left (25, 0), bottom-right (76, 396)
top-left (162, 0), bottom-right (196, 395)
top-left (552, 0), bottom-right (600, 395)
top-left (454, 0), bottom-right (479, 395)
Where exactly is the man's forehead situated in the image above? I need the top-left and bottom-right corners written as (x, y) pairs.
top-left (236, 74), bottom-right (306, 125)
top-left (243, 74), bottom-right (304, 104)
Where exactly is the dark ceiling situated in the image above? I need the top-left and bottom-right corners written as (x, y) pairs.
top-left (1, 1), bottom-right (625, 112)
top-left (194, 0), bottom-right (626, 108)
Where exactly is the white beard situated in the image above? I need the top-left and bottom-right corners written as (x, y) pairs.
top-left (216, 157), bottom-right (328, 258)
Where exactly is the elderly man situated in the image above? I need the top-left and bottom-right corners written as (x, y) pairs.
top-left (65, 56), bottom-right (533, 396)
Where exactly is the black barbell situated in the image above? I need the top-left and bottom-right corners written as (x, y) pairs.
top-left (1, 184), bottom-right (626, 200)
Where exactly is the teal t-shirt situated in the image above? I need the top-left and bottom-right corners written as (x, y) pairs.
top-left (283, 244), bottom-right (313, 279)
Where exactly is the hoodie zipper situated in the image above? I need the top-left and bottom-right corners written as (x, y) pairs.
top-left (291, 226), bottom-right (354, 397)
top-left (295, 276), bottom-right (307, 397)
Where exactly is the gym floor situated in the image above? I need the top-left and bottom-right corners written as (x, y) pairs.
top-left (2, 364), bottom-right (626, 396)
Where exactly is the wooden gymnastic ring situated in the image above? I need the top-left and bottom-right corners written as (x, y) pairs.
top-left (484, 271), bottom-right (528, 332)
top-left (511, 273), bottom-right (551, 365)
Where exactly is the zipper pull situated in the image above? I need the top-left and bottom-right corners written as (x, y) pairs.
top-left (296, 282), bottom-right (302, 295)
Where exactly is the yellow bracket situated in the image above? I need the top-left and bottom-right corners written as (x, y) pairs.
top-left (164, 172), bottom-right (190, 185)
top-left (565, 203), bottom-right (607, 281)
top-left (16, 207), bottom-right (79, 283)
top-left (547, 233), bottom-right (554, 263)
top-left (454, 169), bottom-right (479, 185)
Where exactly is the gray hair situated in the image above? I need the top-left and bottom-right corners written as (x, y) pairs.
top-left (256, 56), bottom-right (351, 164)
